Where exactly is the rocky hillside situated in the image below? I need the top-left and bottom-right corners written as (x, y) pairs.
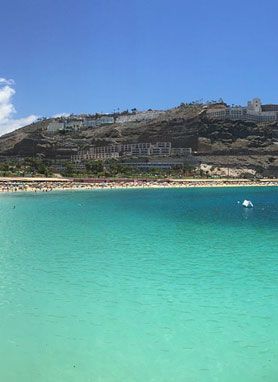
top-left (0, 103), bottom-right (278, 175)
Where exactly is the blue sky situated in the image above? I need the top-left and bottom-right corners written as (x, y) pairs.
top-left (0, 0), bottom-right (278, 131)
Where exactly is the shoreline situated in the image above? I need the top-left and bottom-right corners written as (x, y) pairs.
top-left (1, 177), bottom-right (278, 193)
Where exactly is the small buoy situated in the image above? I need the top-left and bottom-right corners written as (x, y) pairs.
top-left (242, 200), bottom-right (254, 208)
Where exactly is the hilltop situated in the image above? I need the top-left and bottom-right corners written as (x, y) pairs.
top-left (0, 102), bottom-right (278, 177)
top-left (0, 103), bottom-right (203, 157)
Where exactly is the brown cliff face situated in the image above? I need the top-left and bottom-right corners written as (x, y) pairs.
top-left (0, 106), bottom-right (277, 163)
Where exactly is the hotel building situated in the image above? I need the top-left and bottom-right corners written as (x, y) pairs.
top-left (206, 98), bottom-right (278, 123)
top-left (71, 142), bottom-right (192, 163)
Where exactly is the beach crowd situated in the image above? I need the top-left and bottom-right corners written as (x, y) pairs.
top-left (0, 177), bottom-right (278, 193)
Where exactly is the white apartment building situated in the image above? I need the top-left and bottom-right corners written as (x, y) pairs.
top-left (95, 116), bottom-right (114, 125)
top-left (81, 116), bottom-right (115, 128)
top-left (228, 107), bottom-right (246, 120)
top-left (206, 98), bottom-right (278, 123)
top-left (84, 152), bottom-right (119, 160)
top-left (46, 115), bottom-right (115, 134)
top-left (65, 120), bottom-right (83, 131)
top-left (47, 122), bottom-right (65, 133)
top-left (116, 110), bottom-right (165, 124)
top-left (72, 142), bottom-right (192, 163)
top-left (206, 106), bottom-right (247, 120)
top-left (82, 120), bottom-right (97, 128)
top-left (247, 98), bottom-right (262, 112)
top-left (245, 110), bottom-right (276, 123)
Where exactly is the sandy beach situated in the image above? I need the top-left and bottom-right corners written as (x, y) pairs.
top-left (0, 176), bottom-right (278, 193)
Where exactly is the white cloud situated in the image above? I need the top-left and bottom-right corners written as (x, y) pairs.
top-left (0, 78), bottom-right (15, 86)
top-left (0, 78), bottom-right (38, 136)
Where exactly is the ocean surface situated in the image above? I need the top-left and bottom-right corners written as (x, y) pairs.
top-left (0, 187), bottom-right (277, 382)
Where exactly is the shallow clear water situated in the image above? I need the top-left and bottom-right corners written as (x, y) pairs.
top-left (0, 187), bottom-right (278, 382)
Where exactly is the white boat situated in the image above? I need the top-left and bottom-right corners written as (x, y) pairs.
top-left (242, 200), bottom-right (254, 208)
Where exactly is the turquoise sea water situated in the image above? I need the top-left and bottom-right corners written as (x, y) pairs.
top-left (0, 187), bottom-right (278, 382)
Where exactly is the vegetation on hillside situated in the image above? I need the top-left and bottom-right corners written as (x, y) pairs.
top-left (63, 159), bottom-right (195, 179)
top-left (0, 157), bottom-right (195, 179)
top-left (0, 158), bottom-right (52, 177)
